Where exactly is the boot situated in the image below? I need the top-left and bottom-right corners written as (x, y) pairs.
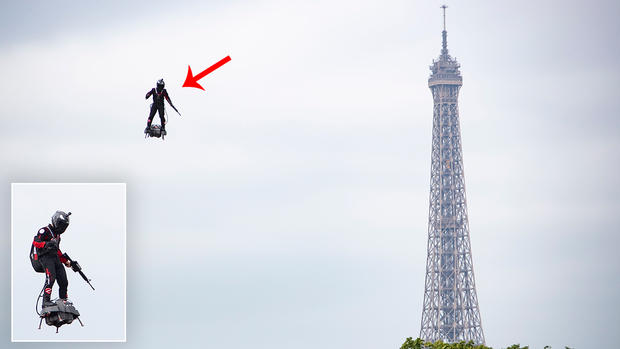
top-left (42, 293), bottom-right (55, 308)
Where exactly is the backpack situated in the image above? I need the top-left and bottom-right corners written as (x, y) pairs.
top-left (30, 243), bottom-right (44, 273)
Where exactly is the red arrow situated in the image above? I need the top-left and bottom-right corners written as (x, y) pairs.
top-left (183, 56), bottom-right (231, 91)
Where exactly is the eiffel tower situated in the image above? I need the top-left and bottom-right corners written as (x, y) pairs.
top-left (419, 5), bottom-right (485, 345)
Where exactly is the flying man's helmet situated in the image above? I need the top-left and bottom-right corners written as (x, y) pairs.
top-left (51, 211), bottom-right (71, 234)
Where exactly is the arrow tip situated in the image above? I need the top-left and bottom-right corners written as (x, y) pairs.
top-left (182, 65), bottom-right (205, 91)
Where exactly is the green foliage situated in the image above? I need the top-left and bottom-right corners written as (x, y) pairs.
top-left (400, 337), bottom-right (576, 349)
top-left (401, 337), bottom-right (424, 349)
top-left (399, 338), bottom-right (577, 349)
top-left (400, 338), bottom-right (493, 349)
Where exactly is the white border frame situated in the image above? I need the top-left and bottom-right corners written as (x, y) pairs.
top-left (10, 183), bottom-right (127, 343)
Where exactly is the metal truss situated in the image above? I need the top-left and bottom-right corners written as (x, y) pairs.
top-left (419, 19), bottom-right (485, 345)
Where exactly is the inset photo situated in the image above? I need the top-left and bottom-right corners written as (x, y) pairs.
top-left (11, 183), bottom-right (126, 342)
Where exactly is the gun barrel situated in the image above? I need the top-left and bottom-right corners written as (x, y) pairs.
top-left (64, 253), bottom-right (95, 290)
top-left (78, 271), bottom-right (95, 290)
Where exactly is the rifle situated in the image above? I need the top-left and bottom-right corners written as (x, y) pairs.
top-left (170, 103), bottom-right (181, 117)
top-left (62, 253), bottom-right (95, 291)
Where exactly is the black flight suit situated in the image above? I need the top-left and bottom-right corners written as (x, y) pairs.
top-left (33, 225), bottom-right (69, 303)
top-left (145, 87), bottom-right (174, 131)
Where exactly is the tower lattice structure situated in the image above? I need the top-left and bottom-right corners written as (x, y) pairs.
top-left (419, 6), bottom-right (485, 345)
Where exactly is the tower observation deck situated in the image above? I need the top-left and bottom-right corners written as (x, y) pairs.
top-left (419, 5), bottom-right (485, 345)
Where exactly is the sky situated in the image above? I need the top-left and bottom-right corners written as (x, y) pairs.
top-left (1, 0), bottom-right (619, 348)
top-left (11, 184), bottom-right (125, 341)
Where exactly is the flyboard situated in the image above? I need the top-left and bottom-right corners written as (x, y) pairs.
top-left (145, 124), bottom-right (167, 140)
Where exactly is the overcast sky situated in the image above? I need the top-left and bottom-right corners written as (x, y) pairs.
top-left (1, 0), bottom-right (619, 348)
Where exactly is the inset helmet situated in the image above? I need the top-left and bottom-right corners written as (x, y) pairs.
top-left (156, 79), bottom-right (165, 90)
top-left (51, 211), bottom-right (71, 234)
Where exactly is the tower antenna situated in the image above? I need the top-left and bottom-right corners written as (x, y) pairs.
top-left (441, 4), bottom-right (447, 31)
top-left (440, 5), bottom-right (449, 55)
